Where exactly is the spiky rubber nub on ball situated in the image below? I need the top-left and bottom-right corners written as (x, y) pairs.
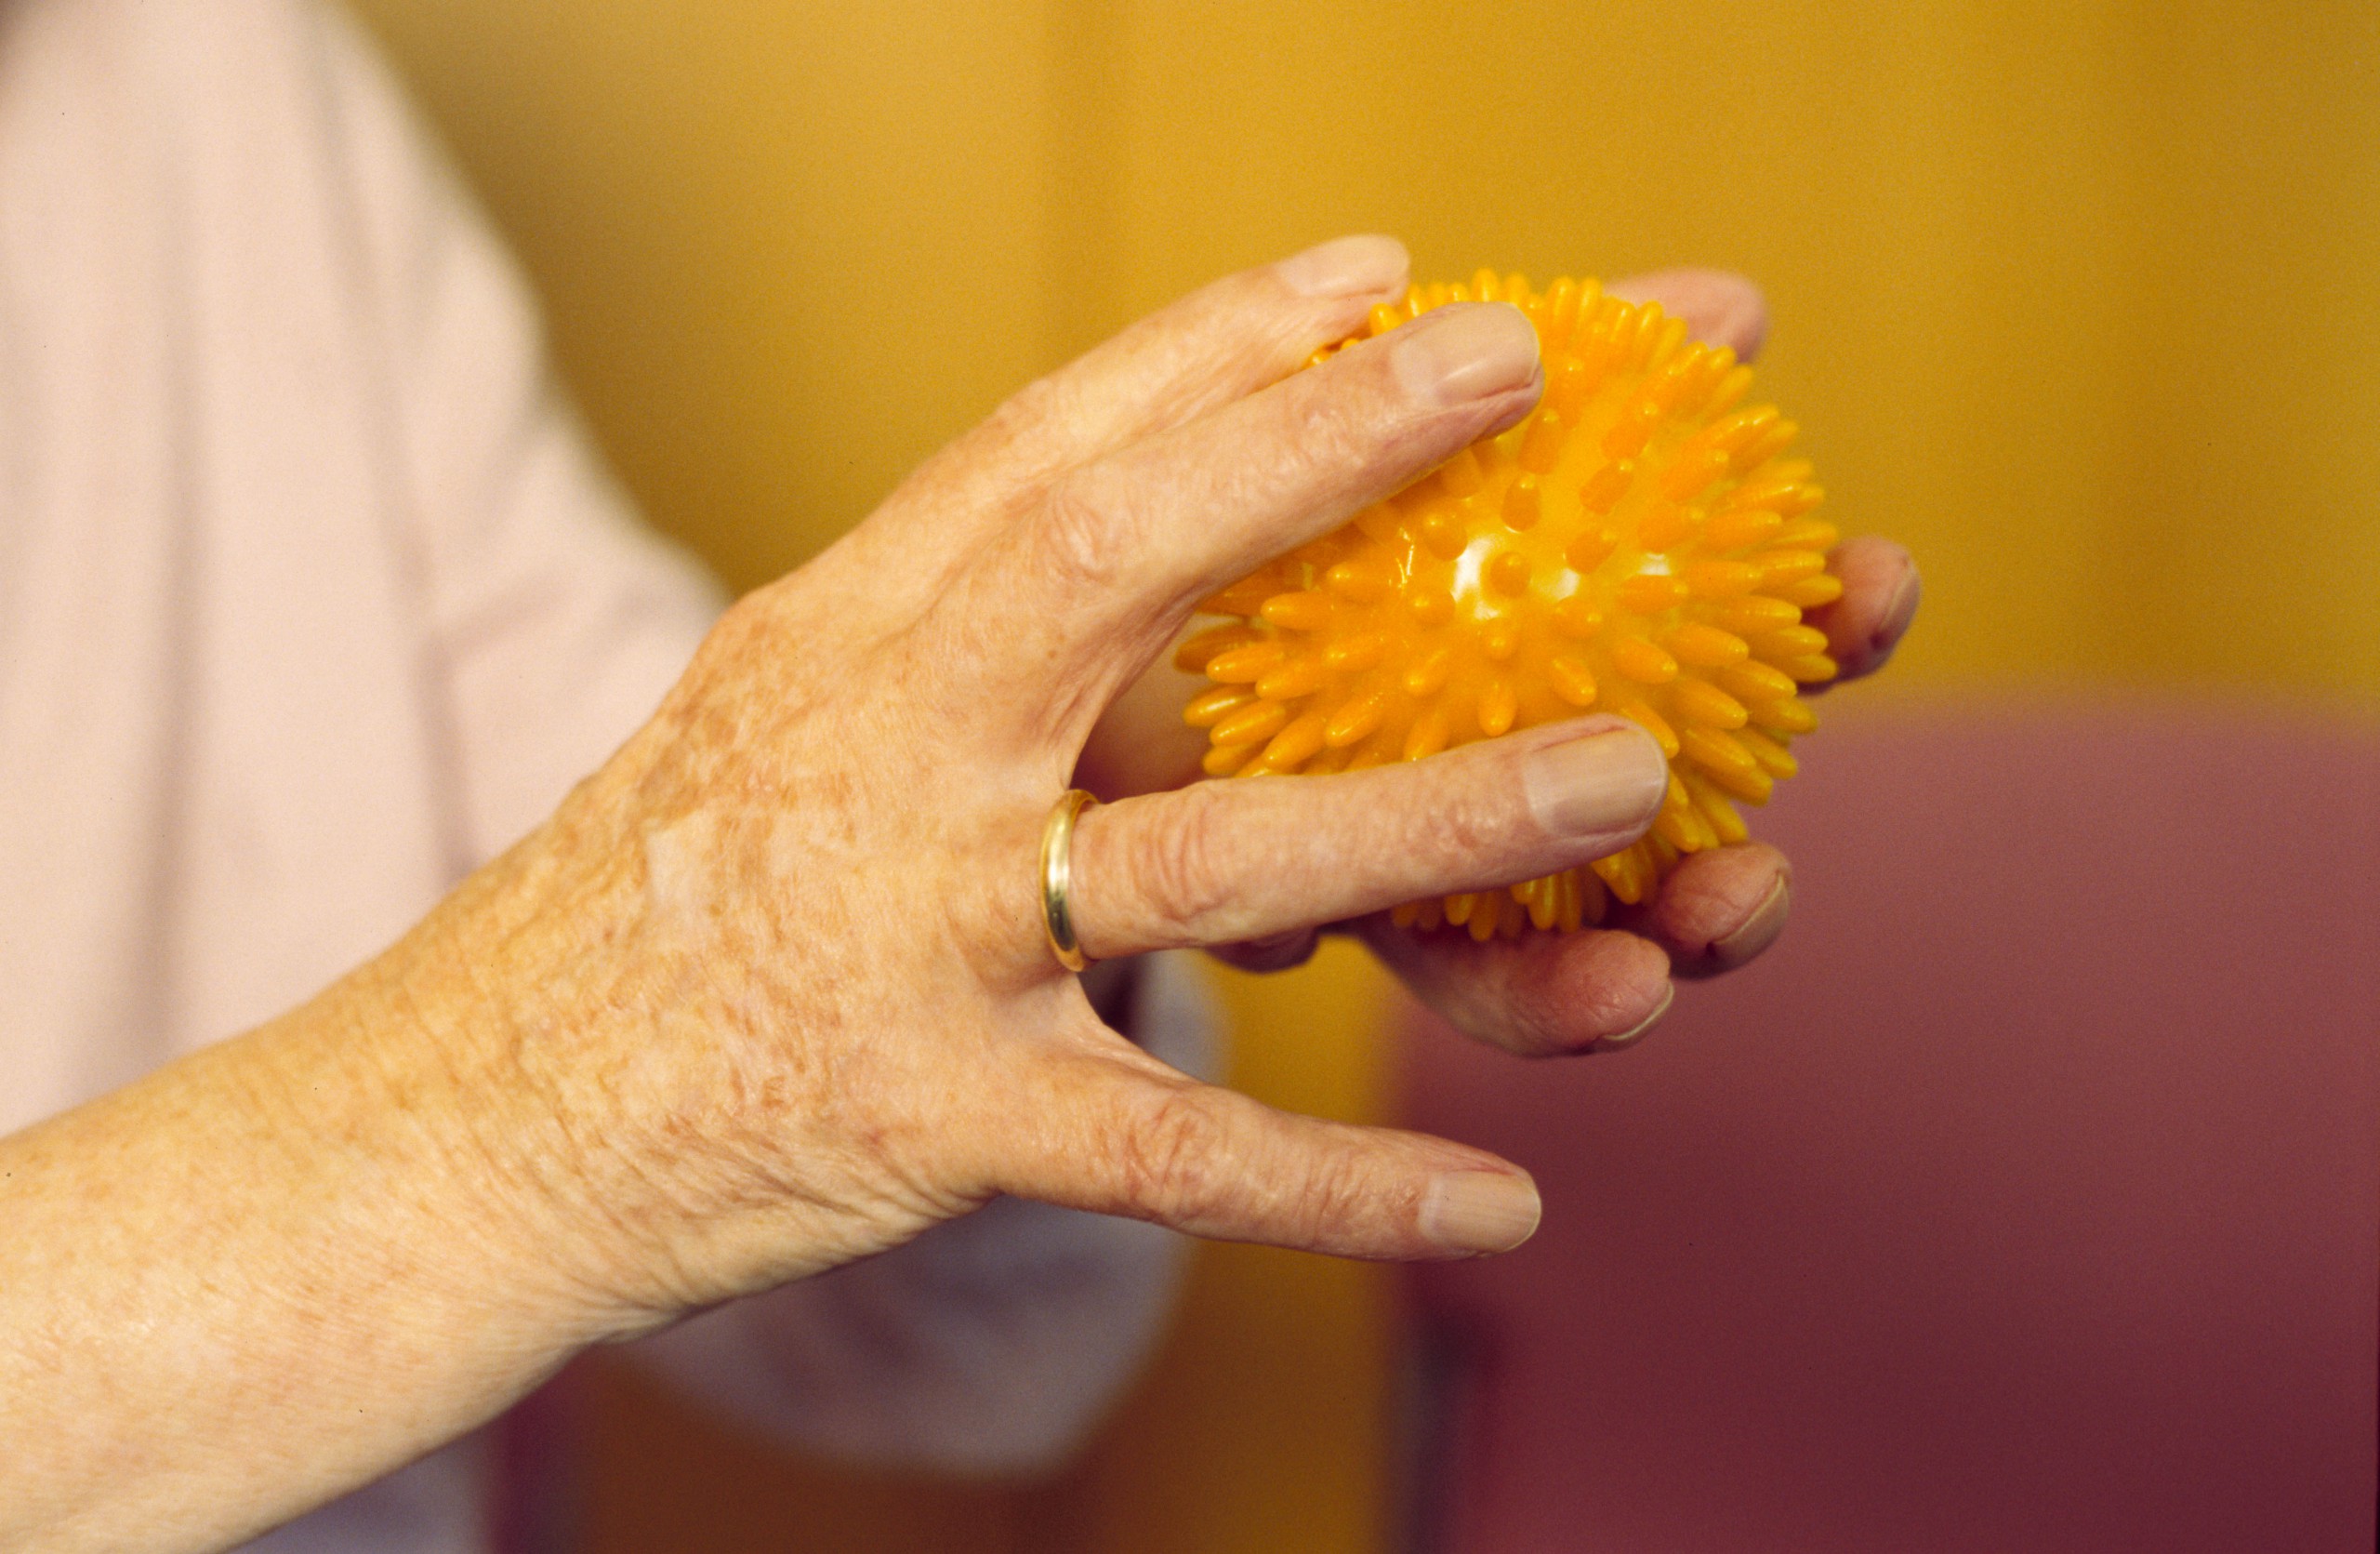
top-left (1177, 272), bottom-right (1841, 940)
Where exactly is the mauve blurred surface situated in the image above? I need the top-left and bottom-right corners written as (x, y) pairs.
top-left (1399, 701), bottom-right (2379, 1554)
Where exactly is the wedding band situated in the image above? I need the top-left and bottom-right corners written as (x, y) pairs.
top-left (1039, 789), bottom-right (1097, 973)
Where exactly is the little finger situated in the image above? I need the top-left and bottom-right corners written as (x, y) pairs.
top-left (1357, 916), bottom-right (1675, 1056)
top-left (1611, 842), bottom-right (1794, 978)
top-left (1805, 536), bottom-right (1920, 687)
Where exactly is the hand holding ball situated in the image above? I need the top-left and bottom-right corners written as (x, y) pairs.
top-left (1180, 272), bottom-right (1840, 939)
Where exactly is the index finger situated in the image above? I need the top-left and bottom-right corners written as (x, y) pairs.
top-left (950, 302), bottom-right (1544, 730)
top-left (893, 237), bottom-right (1413, 531)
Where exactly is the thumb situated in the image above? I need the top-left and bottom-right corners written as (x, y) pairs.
top-left (986, 1040), bottom-right (1540, 1260)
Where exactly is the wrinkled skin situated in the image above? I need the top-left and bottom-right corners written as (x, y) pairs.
top-left (404, 236), bottom-right (1919, 1328)
top-left (0, 238), bottom-right (1920, 1554)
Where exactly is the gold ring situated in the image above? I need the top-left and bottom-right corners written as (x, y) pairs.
top-left (1039, 789), bottom-right (1097, 973)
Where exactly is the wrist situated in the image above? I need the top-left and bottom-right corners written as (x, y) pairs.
top-left (354, 809), bottom-right (664, 1343)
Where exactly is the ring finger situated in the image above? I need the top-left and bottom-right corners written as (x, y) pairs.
top-left (1064, 716), bottom-right (1670, 962)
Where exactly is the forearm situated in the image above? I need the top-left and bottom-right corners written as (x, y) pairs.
top-left (0, 848), bottom-right (610, 1552)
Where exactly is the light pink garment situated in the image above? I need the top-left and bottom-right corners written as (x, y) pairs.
top-left (0, 0), bottom-right (719, 1129)
top-left (0, 3), bottom-right (1201, 1548)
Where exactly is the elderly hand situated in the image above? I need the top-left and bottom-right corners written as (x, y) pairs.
top-left (1078, 248), bottom-right (1919, 1051)
top-left (388, 238), bottom-right (1919, 1338)
top-left (391, 236), bottom-right (1655, 1335)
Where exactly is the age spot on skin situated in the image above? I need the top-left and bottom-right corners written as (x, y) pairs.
top-left (643, 811), bottom-right (723, 936)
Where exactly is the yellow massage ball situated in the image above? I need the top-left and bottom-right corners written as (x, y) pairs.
top-left (1176, 271), bottom-right (1842, 940)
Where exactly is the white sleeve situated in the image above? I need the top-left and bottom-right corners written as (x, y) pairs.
top-left (311, 0), bottom-right (721, 860)
top-left (306, 0), bottom-right (1210, 1473)
top-left (624, 952), bottom-right (1220, 1475)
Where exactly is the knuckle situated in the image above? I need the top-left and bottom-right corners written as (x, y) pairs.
top-left (1435, 777), bottom-right (1512, 858)
top-left (1118, 1085), bottom-right (1236, 1224)
top-left (1386, 757), bottom-right (1517, 878)
top-left (983, 369), bottom-right (1071, 454)
top-left (1281, 374), bottom-right (1377, 476)
top-left (1033, 468), bottom-right (1135, 598)
top-left (1130, 785), bottom-right (1244, 935)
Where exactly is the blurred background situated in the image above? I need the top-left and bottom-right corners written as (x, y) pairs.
top-left (346, 2), bottom-right (2376, 1548)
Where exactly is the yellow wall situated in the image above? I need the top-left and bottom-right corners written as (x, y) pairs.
top-left (350, 1), bottom-right (2378, 1548)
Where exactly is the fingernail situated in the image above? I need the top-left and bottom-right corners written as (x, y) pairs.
top-left (1597, 981), bottom-right (1673, 1050)
top-left (1276, 234), bottom-right (1409, 299)
top-left (1873, 561), bottom-right (1922, 655)
top-left (1521, 726), bottom-right (1671, 843)
top-left (1420, 1170), bottom-right (1541, 1255)
top-left (1710, 876), bottom-right (1791, 970)
top-left (1392, 303), bottom-right (1540, 407)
